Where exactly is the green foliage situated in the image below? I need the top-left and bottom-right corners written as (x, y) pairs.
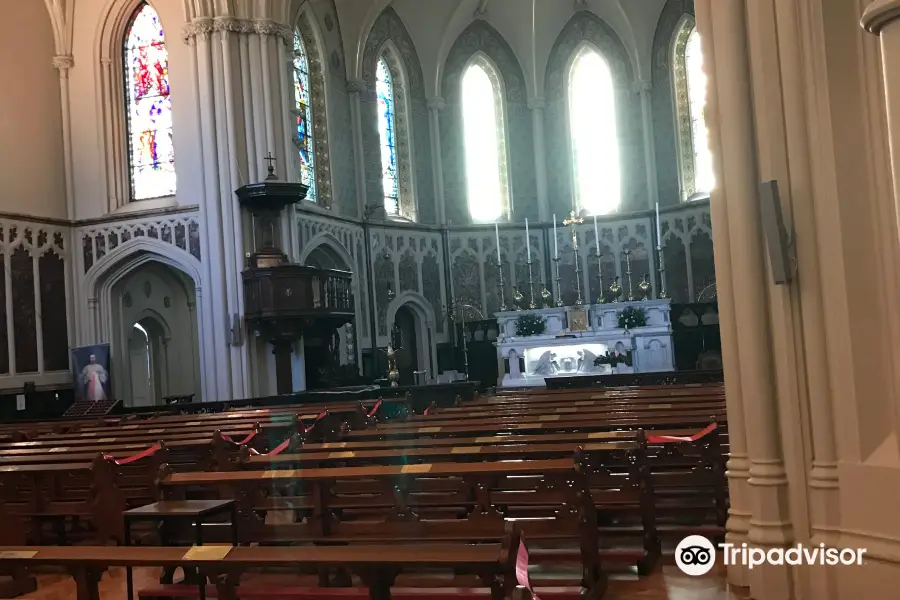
top-left (515, 313), bottom-right (547, 337)
top-left (594, 350), bottom-right (633, 367)
top-left (617, 306), bottom-right (647, 330)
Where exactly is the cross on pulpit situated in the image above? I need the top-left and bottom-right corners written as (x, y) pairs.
top-left (264, 152), bottom-right (278, 180)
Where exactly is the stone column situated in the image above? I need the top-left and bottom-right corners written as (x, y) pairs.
top-left (528, 97), bottom-right (550, 221)
top-left (427, 97), bottom-right (447, 224)
top-left (700, 0), bottom-right (794, 596)
top-left (348, 80), bottom-right (369, 217)
top-left (52, 55), bottom-right (75, 219)
top-left (182, 5), bottom-right (294, 401)
top-left (632, 80), bottom-right (659, 208)
top-left (695, 0), bottom-right (751, 585)
top-left (758, 0), bottom-right (841, 575)
top-left (863, 2), bottom-right (900, 235)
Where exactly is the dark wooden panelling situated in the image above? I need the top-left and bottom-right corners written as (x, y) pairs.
top-left (40, 252), bottom-right (69, 371)
top-left (11, 246), bottom-right (37, 373)
top-left (0, 253), bottom-right (8, 375)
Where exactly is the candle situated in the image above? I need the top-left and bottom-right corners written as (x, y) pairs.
top-left (655, 202), bottom-right (662, 243)
top-left (553, 214), bottom-right (558, 259)
top-left (593, 214), bottom-right (600, 255)
top-left (525, 218), bottom-right (531, 261)
top-left (495, 222), bottom-right (501, 263)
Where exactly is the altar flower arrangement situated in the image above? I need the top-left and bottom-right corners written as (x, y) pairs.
top-left (617, 306), bottom-right (647, 331)
top-left (515, 313), bottom-right (547, 337)
top-left (594, 350), bottom-right (633, 367)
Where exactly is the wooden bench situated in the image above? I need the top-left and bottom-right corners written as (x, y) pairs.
top-left (157, 455), bottom-right (607, 591)
top-left (0, 531), bottom-right (524, 600)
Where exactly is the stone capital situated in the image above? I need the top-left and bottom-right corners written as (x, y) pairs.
top-left (182, 17), bottom-right (291, 45)
top-left (527, 96), bottom-right (547, 110)
top-left (52, 55), bottom-right (74, 70)
top-left (347, 79), bottom-right (368, 94)
top-left (862, 0), bottom-right (900, 34)
top-left (427, 96), bottom-right (445, 111)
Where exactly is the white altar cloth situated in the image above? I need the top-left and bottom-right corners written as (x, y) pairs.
top-left (494, 300), bottom-right (675, 387)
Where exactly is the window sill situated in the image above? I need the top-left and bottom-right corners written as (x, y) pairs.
top-left (114, 196), bottom-right (178, 215)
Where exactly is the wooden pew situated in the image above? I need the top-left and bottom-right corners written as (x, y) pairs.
top-left (0, 531), bottom-right (523, 600)
top-left (237, 422), bottom-right (725, 556)
top-left (0, 447), bottom-right (166, 546)
top-left (157, 455), bottom-right (607, 591)
top-left (342, 411), bottom-right (726, 441)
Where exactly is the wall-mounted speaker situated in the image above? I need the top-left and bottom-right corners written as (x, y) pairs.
top-left (759, 180), bottom-right (795, 285)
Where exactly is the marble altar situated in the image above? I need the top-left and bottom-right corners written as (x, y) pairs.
top-left (494, 300), bottom-right (675, 387)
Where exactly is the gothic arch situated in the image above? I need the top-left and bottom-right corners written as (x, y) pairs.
top-left (651, 0), bottom-right (696, 205)
top-left (290, 4), bottom-right (334, 208)
top-left (85, 236), bottom-right (202, 291)
top-left (440, 20), bottom-right (534, 225)
top-left (544, 11), bottom-right (644, 216)
top-left (385, 291), bottom-right (437, 380)
top-left (360, 8), bottom-right (433, 222)
top-left (298, 232), bottom-right (353, 270)
top-left (80, 240), bottom-right (209, 401)
top-left (94, 0), bottom-right (178, 212)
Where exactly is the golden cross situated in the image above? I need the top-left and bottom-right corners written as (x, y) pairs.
top-left (563, 210), bottom-right (583, 226)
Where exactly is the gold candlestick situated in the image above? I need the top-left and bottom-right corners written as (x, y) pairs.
top-left (638, 273), bottom-right (651, 299)
top-left (563, 211), bottom-right (584, 306)
top-left (624, 249), bottom-right (635, 301)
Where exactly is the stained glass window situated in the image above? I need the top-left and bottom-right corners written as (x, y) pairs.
top-left (124, 2), bottom-right (175, 200)
top-left (462, 57), bottom-right (510, 223)
top-left (568, 46), bottom-right (620, 216)
top-left (376, 58), bottom-right (400, 215)
top-left (684, 28), bottom-right (714, 196)
top-left (293, 30), bottom-right (316, 201)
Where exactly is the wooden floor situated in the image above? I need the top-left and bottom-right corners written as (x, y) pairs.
top-left (17, 565), bottom-right (747, 600)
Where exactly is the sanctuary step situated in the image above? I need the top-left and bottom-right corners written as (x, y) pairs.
top-left (62, 398), bottom-right (119, 418)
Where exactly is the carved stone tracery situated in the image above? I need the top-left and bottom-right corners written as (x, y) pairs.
top-left (294, 10), bottom-right (334, 209)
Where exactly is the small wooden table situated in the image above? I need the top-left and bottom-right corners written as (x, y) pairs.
top-left (123, 500), bottom-right (237, 600)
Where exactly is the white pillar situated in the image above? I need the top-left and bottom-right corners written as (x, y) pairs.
top-left (182, 12), bottom-right (294, 401)
top-left (348, 80), bottom-right (369, 218)
top-left (53, 55), bottom-right (75, 220)
top-left (703, 0), bottom-right (795, 596)
top-left (694, 2), bottom-right (750, 587)
top-left (528, 97), bottom-right (550, 221)
top-left (633, 80), bottom-right (659, 208)
top-left (427, 97), bottom-right (447, 224)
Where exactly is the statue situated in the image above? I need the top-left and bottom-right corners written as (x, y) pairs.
top-left (386, 344), bottom-right (400, 387)
top-left (577, 348), bottom-right (599, 373)
top-left (532, 350), bottom-right (558, 375)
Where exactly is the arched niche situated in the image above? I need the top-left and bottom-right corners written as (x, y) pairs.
top-left (385, 291), bottom-right (437, 382)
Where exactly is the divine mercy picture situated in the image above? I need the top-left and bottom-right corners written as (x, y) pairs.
top-left (71, 344), bottom-right (112, 402)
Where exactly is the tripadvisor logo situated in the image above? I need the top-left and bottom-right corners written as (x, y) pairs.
top-left (675, 536), bottom-right (867, 576)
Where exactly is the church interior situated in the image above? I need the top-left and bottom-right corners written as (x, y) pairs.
top-left (0, 0), bottom-right (897, 598)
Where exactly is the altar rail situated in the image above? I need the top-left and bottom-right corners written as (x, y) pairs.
top-left (544, 369), bottom-right (724, 390)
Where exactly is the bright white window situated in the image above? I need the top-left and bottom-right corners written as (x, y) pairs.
top-left (673, 19), bottom-right (714, 199)
top-left (461, 55), bottom-right (510, 223)
top-left (568, 45), bottom-right (620, 216)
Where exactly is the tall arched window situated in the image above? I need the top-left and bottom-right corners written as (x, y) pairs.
top-left (293, 30), bottom-right (316, 201)
top-left (124, 2), bottom-right (175, 200)
top-left (376, 58), bottom-right (400, 216)
top-left (673, 19), bottom-right (714, 200)
top-left (461, 55), bottom-right (510, 223)
top-left (568, 45), bottom-right (620, 216)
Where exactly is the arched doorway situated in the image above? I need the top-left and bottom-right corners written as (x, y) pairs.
top-left (393, 306), bottom-right (419, 385)
top-left (109, 262), bottom-right (200, 407)
top-left (386, 293), bottom-right (437, 384)
top-left (296, 237), bottom-right (359, 390)
top-left (128, 322), bottom-right (152, 406)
